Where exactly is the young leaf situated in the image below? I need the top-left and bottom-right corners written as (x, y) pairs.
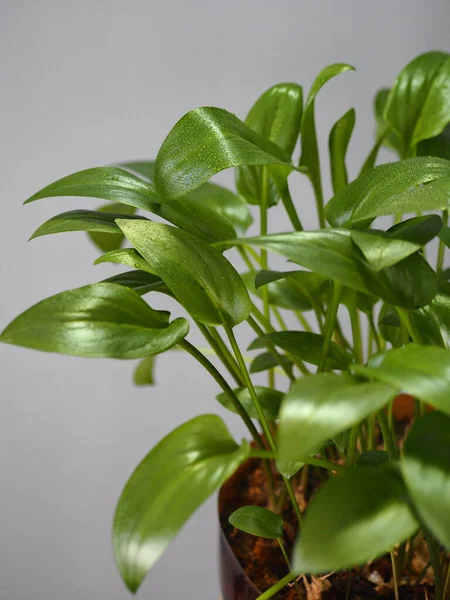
top-left (388, 214), bottom-right (443, 245)
top-left (0, 283), bottom-right (189, 359)
top-left (293, 467), bottom-right (418, 574)
top-left (351, 230), bottom-right (421, 271)
top-left (117, 220), bottom-right (252, 327)
top-left (101, 271), bottom-right (165, 296)
top-left (249, 331), bottom-right (352, 370)
top-left (278, 374), bottom-right (396, 462)
top-left (236, 83), bottom-right (303, 206)
top-left (229, 506), bottom-right (284, 540)
top-left (94, 248), bottom-right (157, 275)
top-left (373, 88), bottom-right (404, 157)
top-left (249, 352), bottom-right (292, 374)
top-left (402, 412), bottom-right (450, 549)
top-left (355, 345), bottom-right (450, 414)
top-left (300, 64), bottom-right (355, 215)
top-left (153, 107), bottom-right (294, 202)
top-left (134, 356), bottom-right (156, 386)
top-left (329, 108), bottom-right (355, 194)
top-left (29, 209), bottom-right (147, 240)
top-left (86, 202), bottom-right (136, 253)
top-left (384, 51), bottom-right (450, 153)
top-left (25, 167), bottom-right (157, 211)
top-left (113, 414), bottom-right (249, 592)
top-left (216, 386), bottom-right (283, 420)
top-left (325, 157), bottom-right (450, 227)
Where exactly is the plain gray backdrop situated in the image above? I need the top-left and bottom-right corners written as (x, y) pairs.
top-left (1, 1), bottom-right (450, 599)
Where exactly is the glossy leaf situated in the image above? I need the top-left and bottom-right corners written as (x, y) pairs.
top-left (379, 252), bottom-right (437, 309)
top-left (402, 412), bottom-right (450, 549)
top-left (120, 161), bottom-right (154, 181)
top-left (329, 108), bottom-right (355, 194)
top-left (236, 83), bottom-right (303, 206)
top-left (216, 386), bottom-right (283, 420)
top-left (0, 283), bottom-right (189, 358)
top-left (88, 203), bottom-right (137, 253)
top-left (384, 51), bottom-right (450, 152)
top-left (29, 209), bottom-right (147, 240)
top-left (249, 352), bottom-right (292, 374)
top-left (356, 345), bottom-right (450, 414)
top-left (153, 107), bottom-right (294, 202)
top-left (233, 230), bottom-right (375, 295)
top-left (418, 124), bottom-right (450, 159)
top-left (134, 356), bottom-right (156, 386)
top-left (410, 294), bottom-right (450, 349)
top-left (293, 467), bottom-right (418, 574)
top-left (325, 157), bottom-right (450, 228)
top-left (117, 220), bottom-right (252, 327)
top-left (278, 374), bottom-right (396, 462)
top-left (254, 269), bottom-right (328, 310)
top-left (113, 414), bottom-right (249, 592)
top-left (350, 230), bottom-right (421, 271)
top-left (229, 506), bottom-right (283, 540)
top-left (300, 64), bottom-right (355, 205)
top-left (242, 272), bottom-right (312, 311)
top-left (388, 214), bottom-right (443, 245)
top-left (374, 88), bottom-right (404, 157)
top-left (94, 248), bottom-right (158, 275)
top-left (249, 331), bottom-right (352, 370)
top-left (25, 167), bottom-right (157, 211)
top-left (101, 271), bottom-right (165, 296)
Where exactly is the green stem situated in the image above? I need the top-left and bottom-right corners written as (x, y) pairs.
top-left (256, 572), bottom-right (298, 599)
top-left (179, 340), bottom-right (263, 446)
top-left (277, 539), bottom-right (302, 599)
top-left (437, 210), bottom-right (448, 277)
top-left (197, 322), bottom-right (244, 386)
top-left (443, 559), bottom-right (450, 599)
top-left (295, 310), bottom-right (313, 332)
top-left (391, 551), bottom-right (400, 600)
top-left (377, 410), bottom-right (399, 460)
top-left (350, 306), bottom-right (363, 363)
top-left (208, 327), bottom-right (245, 385)
top-left (317, 282), bottom-right (342, 372)
top-left (427, 534), bottom-right (444, 600)
top-left (397, 307), bottom-right (423, 345)
top-left (251, 450), bottom-right (345, 473)
top-left (272, 306), bottom-right (287, 331)
top-left (346, 423), bottom-right (360, 466)
top-left (237, 246), bottom-right (256, 272)
top-left (247, 315), bottom-right (295, 381)
top-left (368, 311), bottom-right (382, 352)
top-left (279, 182), bottom-right (303, 231)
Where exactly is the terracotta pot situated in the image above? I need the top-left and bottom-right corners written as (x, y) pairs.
top-left (218, 458), bottom-right (261, 600)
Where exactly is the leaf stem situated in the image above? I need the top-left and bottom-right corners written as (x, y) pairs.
top-left (391, 551), bottom-right (400, 600)
top-left (346, 423), bottom-right (360, 466)
top-left (197, 322), bottom-right (244, 386)
top-left (397, 308), bottom-right (423, 345)
top-left (256, 572), bottom-right (298, 599)
top-left (317, 282), bottom-right (342, 372)
top-left (247, 315), bottom-right (295, 380)
top-left (427, 533), bottom-right (444, 600)
top-left (437, 210), bottom-right (448, 277)
top-left (377, 410), bottom-right (399, 460)
top-left (350, 306), bottom-right (363, 363)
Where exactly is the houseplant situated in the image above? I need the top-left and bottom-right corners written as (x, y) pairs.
top-left (2, 49), bottom-right (450, 599)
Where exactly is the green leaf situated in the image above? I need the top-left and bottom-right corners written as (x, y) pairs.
top-left (278, 374), bottom-right (395, 462)
top-left (355, 345), bottom-right (450, 415)
top-left (25, 167), bottom-right (157, 212)
top-left (229, 506), bottom-right (284, 540)
top-left (233, 230), bottom-right (376, 295)
top-left (329, 108), bottom-right (355, 194)
top-left (418, 124), bottom-right (450, 160)
top-left (378, 303), bottom-right (401, 346)
top-left (134, 356), bottom-right (156, 386)
top-left (293, 467), bottom-right (418, 574)
top-left (350, 230), bottom-right (421, 271)
top-left (153, 107), bottom-right (294, 202)
top-left (325, 157), bottom-right (450, 228)
top-left (87, 203), bottom-right (137, 254)
top-left (402, 412), bottom-right (450, 549)
top-left (216, 386), bottom-right (283, 420)
top-left (276, 459), bottom-right (305, 480)
top-left (117, 220), bottom-right (252, 327)
top-left (379, 252), bottom-right (437, 309)
top-left (340, 288), bottom-right (377, 316)
top-left (249, 331), bottom-right (352, 370)
top-left (119, 161), bottom-right (154, 180)
top-left (242, 271), bottom-right (313, 311)
top-left (113, 414), bottom-right (249, 592)
top-left (101, 271), bottom-right (165, 296)
top-left (300, 64), bottom-right (355, 207)
top-left (236, 83), bottom-right (303, 206)
top-left (410, 294), bottom-right (450, 349)
top-left (384, 51), bottom-right (450, 153)
top-left (94, 248), bottom-right (157, 275)
top-left (29, 209), bottom-right (147, 240)
top-left (254, 270), bottom-right (328, 311)
top-left (249, 352), bottom-right (292, 374)
top-left (388, 214), bottom-right (443, 245)
top-left (357, 450), bottom-right (389, 468)
top-left (373, 88), bottom-right (404, 157)
top-left (439, 224), bottom-right (450, 248)
top-left (0, 283), bottom-right (189, 359)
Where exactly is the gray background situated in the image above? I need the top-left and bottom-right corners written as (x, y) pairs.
top-left (1, 1), bottom-right (449, 599)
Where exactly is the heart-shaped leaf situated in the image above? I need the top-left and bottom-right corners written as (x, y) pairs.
top-left (0, 283), bottom-right (189, 358)
top-left (278, 374), bottom-right (396, 462)
top-left (216, 386), bottom-right (284, 420)
top-left (154, 107), bottom-right (294, 202)
top-left (249, 331), bottom-right (352, 370)
top-left (402, 412), bottom-right (450, 549)
top-left (236, 83), bottom-right (303, 206)
top-left (384, 51), bottom-right (450, 153)
top-left (354, 345), bottom-right (450, 415)
top-left (293, 467), bottom-right (418, 574)
top-left (229, 506), bottom-right (284, 539)
top-left (325, 157), bottom-right (450, 228)
top-left (113, 414), bottom-right (249, 592)
top-left (329, 108), bottom-right (355, 194)
top-left (117, 220), bottom-right (251, 327)
top-left (25, 167), bottom-right (157, 211)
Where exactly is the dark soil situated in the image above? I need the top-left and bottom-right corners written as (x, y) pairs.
top-left (220, 458), bottom-right (435, 600)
